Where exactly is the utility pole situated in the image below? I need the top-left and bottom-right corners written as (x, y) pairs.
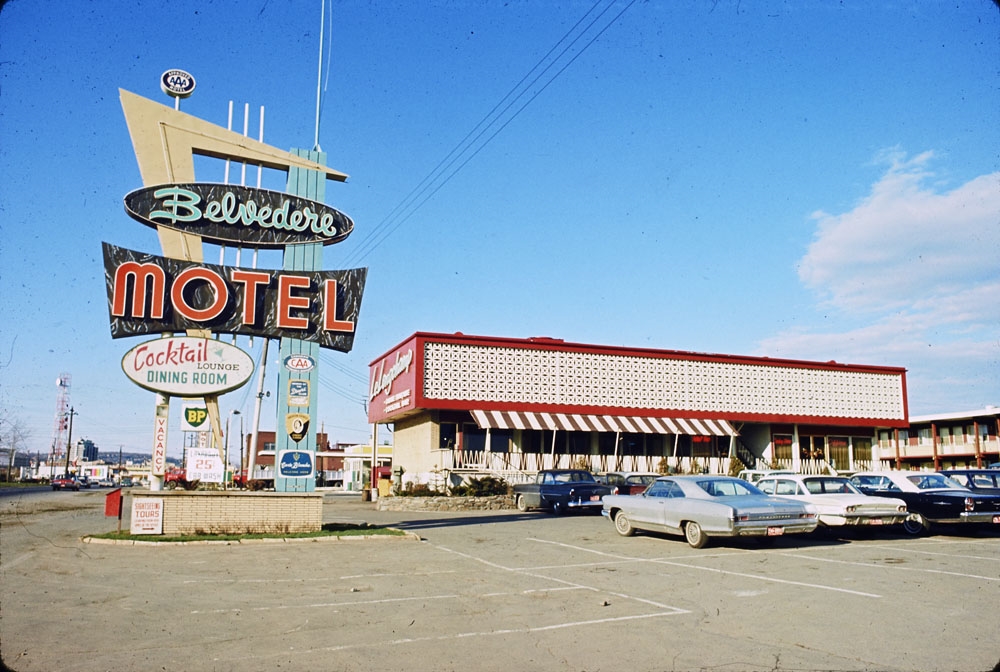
top-left (63, 407), bottom-right (77, 477)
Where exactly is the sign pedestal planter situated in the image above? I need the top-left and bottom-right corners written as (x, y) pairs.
top-left (129, 490), bottom-right (322, 536)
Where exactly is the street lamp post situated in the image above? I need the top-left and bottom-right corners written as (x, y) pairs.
top-left (225, 410), bottom-right (241, 490)
top-left (63, 407), bottom-right (77, 477)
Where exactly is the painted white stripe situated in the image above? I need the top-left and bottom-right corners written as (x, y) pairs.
top-left (781, 553), bottom-right (1000, 582)
top-left (528, 538), bottom-right (882, 598)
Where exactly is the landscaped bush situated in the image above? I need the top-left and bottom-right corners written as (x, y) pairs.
top-left (450, 476), bottom-right (509, 497)
top-left (397, 482), bottom-right (448, 497)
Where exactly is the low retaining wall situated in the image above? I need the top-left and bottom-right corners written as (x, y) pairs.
top-left (130, 490), bottom-right (323, 535)
top-left (376, 495), bottom-right (515, 512)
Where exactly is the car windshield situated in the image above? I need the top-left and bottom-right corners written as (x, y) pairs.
top-left (906, 473), bottom-right (965, 490)
top-left (696, 479), bottom-right (762, 497)
top-left (802, 477), bottom-right (861, 495)
top-left (627, 475), bottom-right (658, 485)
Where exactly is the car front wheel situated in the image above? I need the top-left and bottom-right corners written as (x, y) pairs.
top-left (516, 495), bottom-right (528, 512)
top-left (614, 511), bottom-right (636, 537)
top-left (902, 513), bottom-right (929, 536)
top-left (684, 521), bottom-right (708, 548)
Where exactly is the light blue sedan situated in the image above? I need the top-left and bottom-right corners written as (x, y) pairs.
top-left (602, 475), bottom-right (818, 548)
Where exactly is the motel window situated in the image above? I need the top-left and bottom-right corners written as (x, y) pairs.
top-left (692, 435), bottom-right (713, 457)
top-left (853, 438), bottom-right (872, 462)
top-left (522, 431), bottom-right (544, 454)
top-left (918, 428), bottom-right (932, 444)
top-left (567, 432), bottom-right (589, 455)
top-left (773, 435), bottom-right (793, 461)
top-left (488, 429), bottom-right (511, 453)
top-left (263, 442), bottom-right (275, 452)
top-left (439, 423), bottom-right (457, 450)
top-left (463, 425), bottom-right (486, 452)
top-left (828, 437), bottom-right (849, 469)
top-left (620, 433), bottom-right (644, 456)
top-left (598, 433), bottom-right (617, 455)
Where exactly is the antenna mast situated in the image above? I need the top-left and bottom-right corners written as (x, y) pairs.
top-left (313, 0), bottom-right (326, 151)
top-left (50, 374), bottom-right (71, 469)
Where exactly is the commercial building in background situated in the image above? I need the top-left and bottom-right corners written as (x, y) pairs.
top-left (368, 332), bottom-right (911, 488)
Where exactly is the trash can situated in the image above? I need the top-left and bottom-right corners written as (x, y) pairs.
top-left (361, 486), bottom-right (371, 502)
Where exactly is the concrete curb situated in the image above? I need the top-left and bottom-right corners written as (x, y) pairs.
top-left (81, 529), bottom-right (421, 546)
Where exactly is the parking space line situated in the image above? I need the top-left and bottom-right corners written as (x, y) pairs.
top-left (861, 544), bottom-right (999, 562)
top-left (182, 569), bottom-right (460, 584)
top-left (190, 593), bottom-right (459, 614)
top-left (780, 553), bottom-right (1000, 581)
top-left (527, 539), bottom-right (882, 598)
top-left (310, 611), bottom-right (689, 654)
top-left (434, 543), bottom-right (689, 612)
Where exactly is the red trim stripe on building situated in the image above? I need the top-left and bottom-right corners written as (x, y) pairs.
top-left (471, 410), bottom-right (737, 437)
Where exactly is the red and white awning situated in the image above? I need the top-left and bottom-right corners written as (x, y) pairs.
top-left (470, 410), bottom-right (737, 437)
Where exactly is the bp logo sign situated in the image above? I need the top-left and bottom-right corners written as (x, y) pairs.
top-left (181, 403), bottom-right (210, 431)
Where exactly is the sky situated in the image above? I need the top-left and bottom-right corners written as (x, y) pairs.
top-left (1, 0), bottom-right (998, 462)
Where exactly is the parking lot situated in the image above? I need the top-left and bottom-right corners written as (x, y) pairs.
top-left (1, 489), bottom-right (998, 672)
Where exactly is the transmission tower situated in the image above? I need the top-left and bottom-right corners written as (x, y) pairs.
top-left (50, 374), bottom-right (71, 466)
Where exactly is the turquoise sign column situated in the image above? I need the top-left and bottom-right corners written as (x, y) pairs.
top-left (274, 148), bottom-right (325, 493)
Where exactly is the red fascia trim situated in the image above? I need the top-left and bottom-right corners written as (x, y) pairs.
top-left (399, 331), bottom-right (908, 376)
top-left (421, 398), bottom-right (907, 428)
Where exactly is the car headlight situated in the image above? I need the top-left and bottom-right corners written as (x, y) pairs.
top-left (845, 505), bottom-right (857, 513)
top-left (897, 505), bottom-right (907, 513)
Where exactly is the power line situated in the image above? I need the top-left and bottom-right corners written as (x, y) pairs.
top-left (341, 0), bottom-right (636, 267)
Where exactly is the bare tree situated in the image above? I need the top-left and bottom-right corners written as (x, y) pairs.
top-left (0, 410), bottom-right (32, 482)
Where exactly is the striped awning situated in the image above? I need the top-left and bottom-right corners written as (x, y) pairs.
top-left (470, 410), bottom-right (737, 437)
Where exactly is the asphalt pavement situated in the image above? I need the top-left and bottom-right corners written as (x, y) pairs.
top-left (2, 488), bottom-right (999, 672)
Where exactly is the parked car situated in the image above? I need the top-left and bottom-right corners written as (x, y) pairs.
top-left (513, 470), bottom-right (611, 514)
top-left (939, 469), bottom-right (1000, 495)
top-left (78, 476), bottom-right (92, 489)
top-left (50, 475), bottom-right (80, 491)
top-left (97, 478), bottom-right (115, 487)
top-left (755, 474), bottom-right (908, 528)
top-left (601, 475), bottom-right (818, 548)
top-left (596, 471), bottom-right (660, 495)
top-left (850, 471), bottom-right (1000, 535)
top-left (736, 469), bottom-right (796, 484)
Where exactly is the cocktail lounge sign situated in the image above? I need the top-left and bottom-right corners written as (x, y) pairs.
top-left (124, 183), bottom-right (354, 248)
top-left (121, 336), bottom-right (254, 396)
top-left (103, 242), bottom-right (366, 352)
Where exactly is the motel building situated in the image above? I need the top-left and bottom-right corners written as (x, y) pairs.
top-left (885, 407), bottom-right (1000, 471)
top-left (368, 332), bottom-right (920, 489)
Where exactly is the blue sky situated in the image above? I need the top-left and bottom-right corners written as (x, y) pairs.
top-left (1, 0), bottom-right (998, 461)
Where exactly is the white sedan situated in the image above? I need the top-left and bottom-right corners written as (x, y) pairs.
top-left (755, 474), bottom-right (908, 528)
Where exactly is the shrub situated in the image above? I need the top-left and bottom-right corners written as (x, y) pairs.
top-left (728, 456), bottom-right (746, 478)
top-left (398, 482), bottom-right (447, 497)
top-left (451, 476), bottom-right (509, 497)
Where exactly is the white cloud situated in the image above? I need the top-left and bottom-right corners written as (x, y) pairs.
top-left (760, 151), bottom-right (1000, 414)
top-left (799, 150), bottom-right (1000, 314)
